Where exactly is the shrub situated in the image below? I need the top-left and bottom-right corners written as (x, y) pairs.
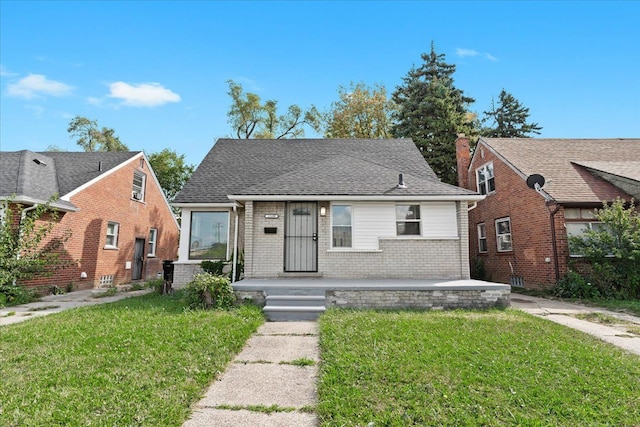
top-left (201, 260), bottom-right (225, 276)
top-left (0, 284), bottom-right (36, 307)
top-left (183, 273), bottom-right (235, 310)
top-left (553, 271), bottom-right (601, 299)
top-left (569, 198), bottom-right (640, 299)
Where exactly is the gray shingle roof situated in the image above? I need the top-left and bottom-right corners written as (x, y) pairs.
top-left (0, 150), bottom-right (140, 210)
top-left (480, 138), bottom-right (640, 203)
top-left (175, 138), bottom-right (477, 204)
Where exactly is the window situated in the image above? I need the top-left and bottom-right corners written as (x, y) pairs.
top-left (132, 171), bottom-right (146, 201)
top-left (332, 205), bottom-right (352, 248)
top-left (106, 222), bottom-right (119, 248)
top-left (396, 205), bottom-right (421, 235)
top-left (476, 163), bottom-right (495, 195)
top-left (495, 218), bottom-right (512, 252)
top-left (148, 228), bottom-right (158, 256)
top-left (565, 208), bottom-right (604, 256)
top-left (189, 212), bottom-right (229, 259)
top-left (477, 223), bottom-right (487, 253)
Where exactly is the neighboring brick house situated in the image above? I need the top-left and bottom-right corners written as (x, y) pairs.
top-left (456, 135), bottom-right (640, 289)
top-left (0, 150), bottom-right (179, 291)
top-left (172, 138), bottom-right (484, 287)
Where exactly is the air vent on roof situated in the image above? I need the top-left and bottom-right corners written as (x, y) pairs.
top-left (33, 158), bottom-right (47, 166)
top-left (397, 173), bottom-right (407, 189)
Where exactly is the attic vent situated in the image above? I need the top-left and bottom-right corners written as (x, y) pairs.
top-left (33, 158), bottom-right (47, 166)
top-left (397, 173), bottom-right (407, 189)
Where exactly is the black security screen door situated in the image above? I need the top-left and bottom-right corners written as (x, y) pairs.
top-left (285, 202), bottom-right (318, 272)
top-left (132, 238), bottom-right (145, 280)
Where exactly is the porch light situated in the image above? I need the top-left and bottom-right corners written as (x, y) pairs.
top-left (320, 206), bottom-right (327, 217)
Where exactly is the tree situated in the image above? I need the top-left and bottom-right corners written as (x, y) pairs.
top-left (67, 115), bottom-right (128, 152)
top-left (324, 82), bottom-right (395, 139)
top-left (226, 80), bottom-right (321, 139)
top-left (147, 149), bottom-right (195, 204)
top-left (392, 42), bottom-right (476, 185)
top-left (569, 198), bottom-right (640, 299)
top-left (481, 89), bottom-right (542, 137)
top-left (0, 197), bottom-right (72, 288)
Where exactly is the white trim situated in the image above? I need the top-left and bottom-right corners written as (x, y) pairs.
top-left (327, 249), bottom-right (383, 253)
top-left (228, 194), bottom-right (485, 202)
top-left (172, 202), bottom-right (240, 208)
top-left (381, 236), bottom-right (460, 241)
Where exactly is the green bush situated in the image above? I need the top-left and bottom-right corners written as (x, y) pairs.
top-left (0, 284), bottom-right (36, 307)
top-left (553, 271), bottom-right (601, 299)
top-left (569, 198), bottom-right (640, 299)
top-left (201, 260), bottom-right (225, 276)
top-left (183, 273), bottom-right (235, 310)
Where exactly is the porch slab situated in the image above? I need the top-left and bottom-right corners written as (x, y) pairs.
top-left (235, 278), bottom-right (510, 292)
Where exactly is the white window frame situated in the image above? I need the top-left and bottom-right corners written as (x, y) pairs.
top-left (477, 223), bottom-right (487, 253)
top-left (396, 204), bottom-right (421, 236)
top-left (188, 211), bottom-right (230, 260)
top-left (331, 205), bottom-right (352, 248)
top-left (132, 170), bottom-right (146, 201)
top-left (565, 208), bottom-right (604, 257)
top-left (105, 221), bottom-right (119, 248)
top-left (148, 228), bottom-right (158, 257)
top-left (476, 162), bottom-right (495, 195)
top-left (495, 217), bottom-right (512, 252)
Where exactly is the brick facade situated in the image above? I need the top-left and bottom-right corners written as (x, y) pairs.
top-left (245, 200), bottom-right (471, 280)
top-left (20, 155), bottom-right (179, 291)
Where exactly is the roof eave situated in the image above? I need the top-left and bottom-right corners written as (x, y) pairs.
top-left (228, 194), bottom-right (486, 202)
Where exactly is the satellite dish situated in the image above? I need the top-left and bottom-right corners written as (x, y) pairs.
top-left (526, 174), bottom-right (545, 190)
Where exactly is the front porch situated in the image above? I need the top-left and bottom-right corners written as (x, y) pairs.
top-left (233, 279), bottom-right (511, 321)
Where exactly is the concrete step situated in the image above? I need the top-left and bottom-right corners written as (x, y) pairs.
top-left (263, 305), bottom-right (326, 321)
top-left (265, 295), bottom-right (326, 307)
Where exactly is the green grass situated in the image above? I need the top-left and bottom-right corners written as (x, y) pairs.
top-left (318, 309), bottom-right (640, 426)
top-left (0, 292), bottom-right (264, 426)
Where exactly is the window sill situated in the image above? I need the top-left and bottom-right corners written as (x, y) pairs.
top-left (383, 236), bottom-right (460, 240)
top-left (147, 254), bottom-right (156, 258)
top-left (130, 197), bottom-right (146, 204)
top-left (104, 245), bottom-right (118, 250)
top-left (327, 249), bottom-right (383, 253)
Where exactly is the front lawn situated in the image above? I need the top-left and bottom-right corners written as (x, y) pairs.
top-left (318, 309), bottom-right (640, 426)
top-left (0, 292), bottom-right (264, 426)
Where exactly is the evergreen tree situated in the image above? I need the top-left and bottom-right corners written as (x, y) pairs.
top-left (481, 89), bottom-right (541, 137)
top-left (392, 42), bottom-right (476, 185)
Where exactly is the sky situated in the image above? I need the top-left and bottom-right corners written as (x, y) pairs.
top-left (1, 1), bottom-right (639, 168)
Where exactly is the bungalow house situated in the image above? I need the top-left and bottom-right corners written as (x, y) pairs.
top-left (173, 138), bottom-right (509, 319)
top-left (456, 135), bottom-right (640, 289)
top-left (0, 150), bottom-right (179, 291)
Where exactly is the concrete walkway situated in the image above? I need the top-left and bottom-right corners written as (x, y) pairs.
top-left (511, 293), bottom-right (640, 356)
top-left (0, 288), bottom-right (152, 326)
top-left (183, 322), bottom-right (319, 427)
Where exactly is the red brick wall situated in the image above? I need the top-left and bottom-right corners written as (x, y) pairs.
top-left (19, 155), bottom-right (179, 291)
top-left (465, 143), bottom-right (560, 288)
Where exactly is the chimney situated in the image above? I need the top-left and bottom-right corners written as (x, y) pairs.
top-left (455, 134), bottom-right (471, 189)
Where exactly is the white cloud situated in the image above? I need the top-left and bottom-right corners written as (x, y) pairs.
top-left (108, 81), bottom-right (181, 107)
top-left (456, 48), bottom-right (498, 62)
top-left (6, 74), bottom-right (73, 98)
top-left (0, 65), bottom-right (18, 77)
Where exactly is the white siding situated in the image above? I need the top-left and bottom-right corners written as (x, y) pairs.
top-left (352, 203), bottom-right (395, 249)
top-left (421, 202), bottom-right (458, 238)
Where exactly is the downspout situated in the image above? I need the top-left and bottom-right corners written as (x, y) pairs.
top-left (546, 201), bottom-right (561, 284)
top-left (231, 204), bottom-right (239, 283)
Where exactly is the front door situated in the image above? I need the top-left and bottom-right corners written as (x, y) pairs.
top-left (285, 202), bottom-right (318, 272)
top-left (132, 238), bottom-right (145, 280)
